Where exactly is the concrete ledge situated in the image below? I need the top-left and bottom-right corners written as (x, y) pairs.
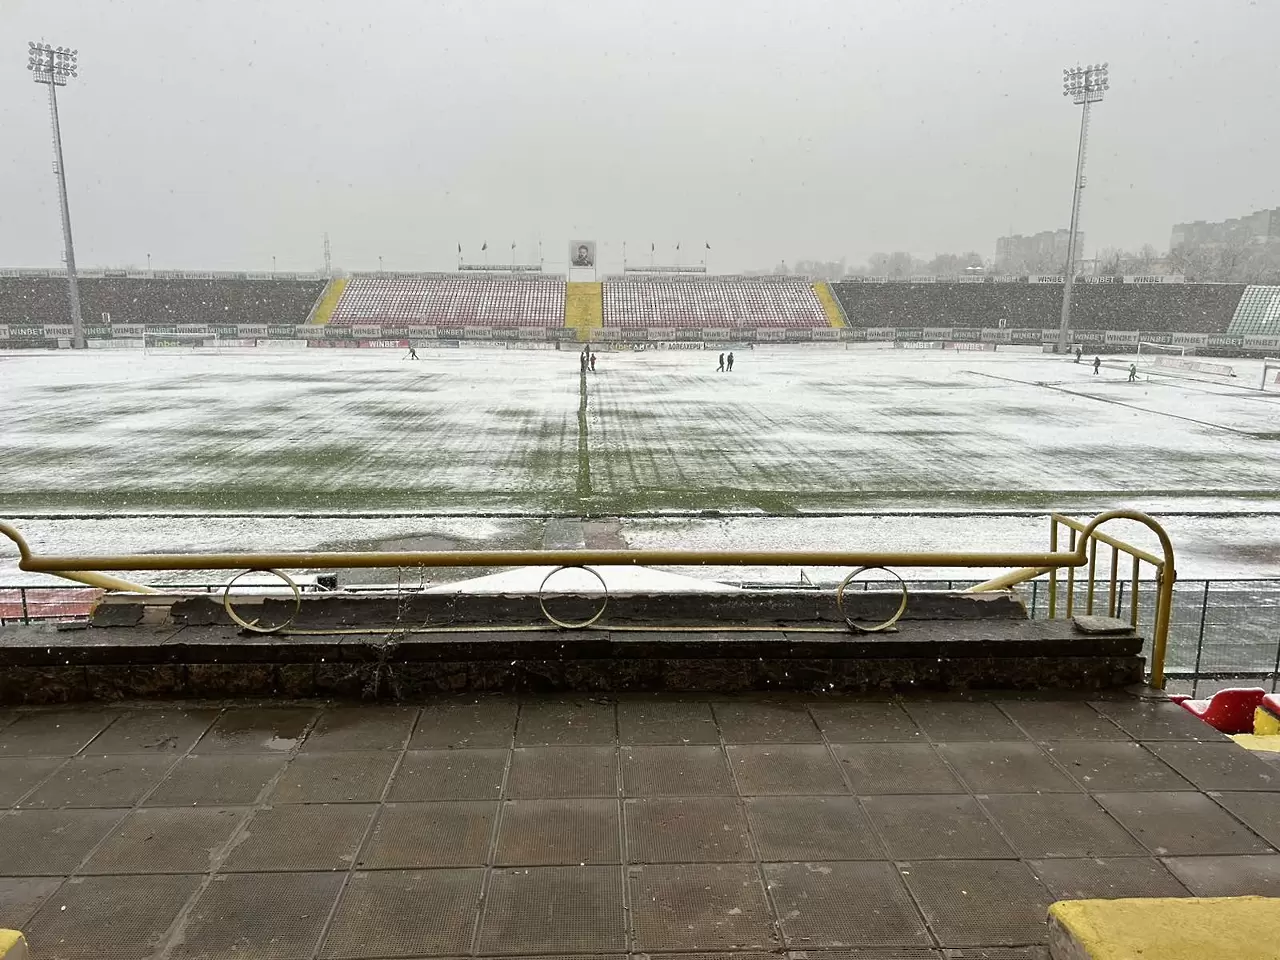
top-left (0, 931), bottom-right (28, 960)
top-left (1048, 897), bottom-right (1280, 960)
top-left (95, 588), bottom-right (1029, 629)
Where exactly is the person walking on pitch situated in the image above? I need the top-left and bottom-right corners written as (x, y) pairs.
top-left (717, 353), bottom-right (725, 372)
top-left (1093, 356), bottom-right (1101, 375)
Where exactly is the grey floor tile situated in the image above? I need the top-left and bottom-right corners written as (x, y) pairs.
top-left (269, 752), bottom-right (398, 803)
top-left (727, 744), bottom-right (846, 795)
top-left (713, 702), bottom-right (822, 742)
top-left (980, 794), bottom-right (1144, 858)
top-left (629, 862), bottom-right (776, 951)
top-left (480, 865), bottom-right (625, 954)
top-left (903, 702), bottom-right (1024, 742)
top-left (996, 701), bottom-right (1126, 740)
top-left (617, 701), bottom-right (718, 744)
top-left (1096, 792), bottom-right (1274, 856)
top-left (0, 808), bottom-right (126, 875)
top-left (626, 797), bottom-right (751, 863)
top-left (0, 877), bottom-right (64, 929)
top-left (1214, 791), bottom-right (1280, 848)
top-left (0, 710), bottom-right (117, 757)
top-left (1162, 854), bottom-right (1280, 896)
top-left (622, 745), bottom-right (734, 796)
top-left (498, 798), bottom-right (620, 865)
top-left (765, 861), bottom-right (930, 949)
top-left (1147, 741), bottom-right (1280, 791)
top-left (300, 705), bottom-right (418, 752)
top-left (24, 874), bottom-right (201, 960)
top-left (359, 801), bottom-right (495, 869)
top-left (410, 699), bottom-right (518, 749)
top-left (82, 806), bottom-right (248, 874)
top-left (833, 743), bottom-right (964, 795)
top-left (806, 701), bottom-right (925, 742)
top-left (321, 868), bottom-right (483, 959)
top-left (745, 795), bottom-right (885, 861)
top-left (863, 795), bottom-right (1014, 860)
top-left (516, 699), bottom-right (617, 745)
top-left (387, 749), bottom-right (507, 801)
top-left (0, 758), bottom-right (64, 807)
top-left (87, 708), bottom-right (220, 755)
top-left (936, 742), bottom-right (1077, 794)
top-left (19, 755), bottom-right (174, 808)
top-left (1088, 700), bottom-right (1228, 741)
top-left (193, 706), bottom-right (317, 754)
top-left (506, 746), bottom-right (616, 798)
top-left (900, 860), bottom-right (1050, 948)
top-left (143, 755), bottom-right (286, 807)
top-left (221, 804), bottom-right (376, 872)
top-left (1030, 857), bottom-right (1189, 900)
top-left (175, 871), bottom-right (343, 960)
top-left (1042, 741), bottom-right (1193, 792)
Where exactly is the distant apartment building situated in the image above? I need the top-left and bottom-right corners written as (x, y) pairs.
top-left (994, 229), bottom-right (1078, 268)
top-left (1171, 207), bottom-right (1280, 249)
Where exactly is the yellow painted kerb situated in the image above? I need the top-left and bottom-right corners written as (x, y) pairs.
top-left (1049, 897), bottom-right (1280, 960)
top-left (0, 930), bottom-right (29, 960)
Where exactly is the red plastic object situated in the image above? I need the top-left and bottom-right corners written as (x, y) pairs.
top-left (1169, 687), bottom-right (1268, 734)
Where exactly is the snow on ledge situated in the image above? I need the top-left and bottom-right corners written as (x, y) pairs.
top-left (424, 564), bottom-right (741, 595)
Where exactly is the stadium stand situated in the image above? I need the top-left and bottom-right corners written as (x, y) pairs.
top-left (328, 275), bottom-right (565, 326)
top-left (602, 277), bottom-right (828, 328)
top-left (0, 275), bottom-right (326, 327)
top-left (831, 281), bottom-right (1247, 333)
top-left (1226, 285), bottom-right (1280, 336)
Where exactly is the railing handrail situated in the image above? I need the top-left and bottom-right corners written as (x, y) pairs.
top-left (1051, 513), bottom-right (1165, 567)
top-left (0, 509), bottom-right (1178, 684)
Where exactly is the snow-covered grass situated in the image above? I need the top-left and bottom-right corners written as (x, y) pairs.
top-left (5, 346), bottom-right (1280, 514)
top-left (3, 346), bottom-right (1280, 583)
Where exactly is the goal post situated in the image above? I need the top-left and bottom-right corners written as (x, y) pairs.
top-left (1262, 358), bottom-right (1280, 391)
top-left (1135, 341), bottom-right (1185, 363)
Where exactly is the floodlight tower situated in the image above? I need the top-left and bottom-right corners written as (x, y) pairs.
top-left (28, 41), bottom-right (85, 349)
top-left (1056, 62), bottom-right (1109, 354)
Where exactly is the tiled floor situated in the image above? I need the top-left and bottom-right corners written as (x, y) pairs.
top-left (0, 695), bottom-right (1276, 960)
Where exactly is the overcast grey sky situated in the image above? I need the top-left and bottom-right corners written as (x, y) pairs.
top-left (2, 0), bottom-right (1276, 273)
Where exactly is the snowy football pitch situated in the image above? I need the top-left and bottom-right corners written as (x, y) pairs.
top-left (4, 345), bottom-right (1280, 516)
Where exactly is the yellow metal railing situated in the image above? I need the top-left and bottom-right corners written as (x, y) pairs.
top-left (968, 511), bottom-right (1176, 687)
top-left (0, 509), bottom-right (1176, 683)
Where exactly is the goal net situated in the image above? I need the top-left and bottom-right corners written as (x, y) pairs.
top-left (1262, 358), bottom-right (1280, 391)
top-left (1135, 341), bottom-right (1186, 362)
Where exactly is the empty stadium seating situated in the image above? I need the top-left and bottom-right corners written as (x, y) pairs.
top-left (602, 278), bottom-right (827, 328)
top-left (831, 281), bottom-right (1247, 333)
top-left (328, 276), bottom-right (565, 326)
top-left (0, 275), bottom-right (326, 327)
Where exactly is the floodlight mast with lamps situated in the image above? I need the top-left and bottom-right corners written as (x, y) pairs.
top-left (28, 41), bottom-right (85, 349)
top-left (1056, 62), bottom-right (1109, 354)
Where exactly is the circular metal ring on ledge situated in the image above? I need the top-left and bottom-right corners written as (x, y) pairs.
top-left (835, 566), bottom-right (908, 633)
top-left (538, 565), bottom-right (609, 630)
top-left (222, 568), bottom-right (302, 634)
